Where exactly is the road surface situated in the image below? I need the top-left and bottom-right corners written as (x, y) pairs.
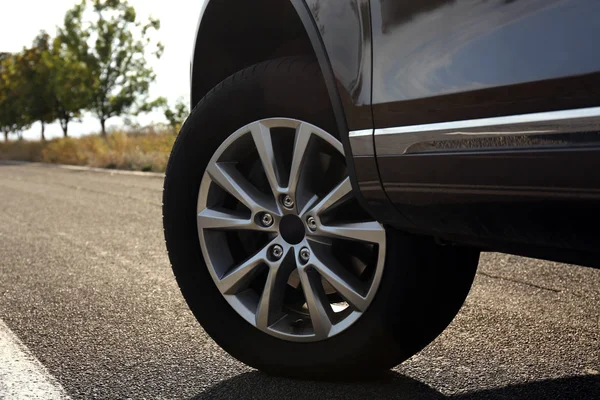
top-left (0, 162), bottom-right (598, 399)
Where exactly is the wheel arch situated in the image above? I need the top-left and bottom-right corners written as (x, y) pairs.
top-left (191, 0), bottom-right (336, 114)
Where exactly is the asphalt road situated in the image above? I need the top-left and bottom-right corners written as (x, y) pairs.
top-left (0, 162), bottom-right (598, 400)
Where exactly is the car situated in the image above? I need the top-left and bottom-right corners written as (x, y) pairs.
top-left (162, 0), bottom-right (600, 379)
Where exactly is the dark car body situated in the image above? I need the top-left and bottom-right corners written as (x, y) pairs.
top-left (191, 0), bottom-right (600, 268)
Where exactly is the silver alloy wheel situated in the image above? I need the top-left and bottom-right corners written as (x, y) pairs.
top-left (197, 118), bottom-right (386, 342)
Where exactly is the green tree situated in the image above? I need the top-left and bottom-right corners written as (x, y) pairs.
top-left (163, 98), bottom-right (189, 131)
top-left (0, 54), bottom-right (30, 141)
top-left (47, 36), bottom-right (95, 137)
top-left (60, 0), bottom-right (164, 136)
top-left (0, 53), bottom-right (12, 141)
top-left (15, 32), bottom-right (57, 140)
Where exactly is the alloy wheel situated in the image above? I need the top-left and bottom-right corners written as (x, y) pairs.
top-left (197, 118), bottom-right (386, 342)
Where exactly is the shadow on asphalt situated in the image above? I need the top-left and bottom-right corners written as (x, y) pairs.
top-left (192, 371), bottom-right (600, 400)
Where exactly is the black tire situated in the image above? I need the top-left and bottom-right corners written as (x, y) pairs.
top-left (163, 57), bottom-right (480, 380)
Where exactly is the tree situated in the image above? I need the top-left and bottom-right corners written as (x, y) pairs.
top-left (163, 98), bottom-right (189, 131)
top-left (60, 0), bottom-right (164, 136)
top-left (0, 53), bottom-right (12, 141)
top-left (14, 33), bottom-right (57, 140)
top-left (47, 36), bottom-right (94, 137)
top-left (0, 54), bottom-right (30, 141)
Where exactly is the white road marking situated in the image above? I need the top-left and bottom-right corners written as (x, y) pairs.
top-left (0, 319), bottom-right (69, 399)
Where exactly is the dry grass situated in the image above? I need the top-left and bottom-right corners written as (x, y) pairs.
top-left (0, 128), bottom-right (176, 172)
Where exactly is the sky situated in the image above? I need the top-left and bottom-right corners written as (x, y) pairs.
top-left (0, 0), bottom-right (205, 140)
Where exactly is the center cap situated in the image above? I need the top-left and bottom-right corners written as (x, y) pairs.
top-left (279, 214), bottom-right (306, 245)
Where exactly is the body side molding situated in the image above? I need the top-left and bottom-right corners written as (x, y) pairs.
top-left (374, 106), bottom-right (600, 156)
top-left (349, 129), bottom-right (374, 157)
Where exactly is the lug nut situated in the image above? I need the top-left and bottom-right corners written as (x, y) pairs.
top-left (299, 247), bottom-right (311, 262)
top-left (271, 245), bottom-right (284, 260)
top-left (281, 195), bottom-right (295, 209)
top-left (306, 216), bottom-right (317, 231)
top-left (261, 213), bottom-right (274, 227)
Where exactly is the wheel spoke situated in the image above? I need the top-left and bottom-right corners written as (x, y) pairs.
top-left (218, 240), bottom-right (274, 295)
top-left (298, 194), bottom-right (319, 216)
top-left (256, 251), bottom-right (293, 329)
top-left (310, 248), bottom-right (368, 312)
top-left (318, 221), bottom-right (385, 244)
top-left (207, 162), bottom-right (276, 213)
top-left (198, 208), bottom-right (258, 231)
top-left (250, 123), bottom-right (281, 198)
top-left (287, 123), bottom-right (312, 198)
top-left (298, 267), bottom-right (333, 338)
top-left (309, 177), bottom-right (352, 216)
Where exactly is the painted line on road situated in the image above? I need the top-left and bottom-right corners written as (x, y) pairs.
top-left (0, 319), bottom-right (70, 399)
top-left (0, 160), bottom-right (165, 178)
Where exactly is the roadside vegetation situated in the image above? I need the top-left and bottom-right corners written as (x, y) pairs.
top-left (0, 0), bottom-right (187, 173)
top-left (0, 127), bottom-right (176, 172)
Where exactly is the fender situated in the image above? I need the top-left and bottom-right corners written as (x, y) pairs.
top-left (288, 0), bottom-right (403, 225)
top-left (190, 0), bottom-right (404, 226)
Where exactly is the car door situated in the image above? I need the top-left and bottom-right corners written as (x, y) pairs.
top-left (368, 0), bottom-right (600, 263)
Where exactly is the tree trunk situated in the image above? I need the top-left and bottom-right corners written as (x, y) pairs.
top-left (100, 119), bottom-right (106, 137)
top-left (41, 121), bottom-right (46, 141)
top-left (61, 118), bottom-right (69, 137)
top-left (3, 131), bottom-right (8, 142)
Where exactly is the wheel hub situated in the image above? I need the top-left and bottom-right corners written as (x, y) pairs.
top-left (279, 214), bottom-right (305, 245)
top-left (197, 118), bottom-right (386, 342)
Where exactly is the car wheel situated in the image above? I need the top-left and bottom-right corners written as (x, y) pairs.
top-left (163, 57), bottom-right (480, 379)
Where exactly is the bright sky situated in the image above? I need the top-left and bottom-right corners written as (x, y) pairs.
top-left (0, 0), bottom-right (205, 140)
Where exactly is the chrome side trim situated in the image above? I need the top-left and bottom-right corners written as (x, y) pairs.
top-left (375, 107), bottom-right (600, 155)
top-left (349, 129), bottom-right (373, 136)
top-left (349, 129), bottom-right (374, 156)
